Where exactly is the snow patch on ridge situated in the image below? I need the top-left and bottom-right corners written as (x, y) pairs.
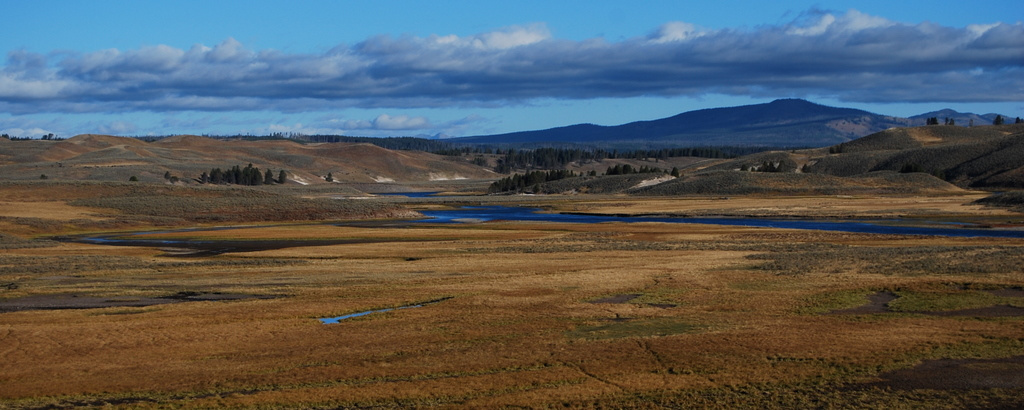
top-left (632, 175), bottom-right (675, 189)
top-left (429, 173), bottom-right (467, 181)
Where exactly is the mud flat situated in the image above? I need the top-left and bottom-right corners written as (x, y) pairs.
top-left (870, 356), bottom-right (1024, 390)
top-left (0, 292), bottom-right (278, 313)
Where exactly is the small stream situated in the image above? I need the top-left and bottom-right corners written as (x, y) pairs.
top-left (319, 297), bottom-right (453, 324)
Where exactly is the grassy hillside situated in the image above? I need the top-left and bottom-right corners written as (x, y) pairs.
top-left (808, 124), bottom-right (1024, 188)
top-left (0, 181), bottom-right (417, 235)
top-left (0, 134), bottom-right (496, 185)
top-left (506, 124), bottom-right (1022, 196)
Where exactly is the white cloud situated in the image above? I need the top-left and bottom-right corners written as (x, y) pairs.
top-left (473, 24), bottom-right (551, 49)
top-left (206, 38), bottom-right (250, 62)
top-left (0, 126), bottom-right (51, 138)
top-left (650, 22), bottom-right (706, 43)
top-left (97, 120), bottom-right (137, 134)
top-left (787, 13), bottom-right (836, 36)
top-left (372, 114), bottom-right (429, 130)
top-left (0, 10), bottom-right (1021, 116)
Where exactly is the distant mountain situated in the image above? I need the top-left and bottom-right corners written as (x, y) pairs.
top-left (459, 99), bottom-right (1013, 149)
top-left (909, 109), bottom-right (1010, 127)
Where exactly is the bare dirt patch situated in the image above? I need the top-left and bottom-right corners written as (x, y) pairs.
top-left (987, 288), bottom-right (1024, 298)
top-left (590, 294), bottom-right (642, 304)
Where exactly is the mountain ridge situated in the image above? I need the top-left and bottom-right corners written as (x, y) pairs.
top-left (454, 99), bottom-right (1011, 149)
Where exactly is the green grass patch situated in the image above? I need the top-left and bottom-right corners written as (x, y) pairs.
top-left (566, 318), bottom-right (700, 340)
top-left (630, 288), bottom-right (686, 306)
top-left (795, 289), bottom-right (876, 315)
top-left (88, 307), bottom-right (161, 316)
top-left (888, 290), bottom-right (1018, 312)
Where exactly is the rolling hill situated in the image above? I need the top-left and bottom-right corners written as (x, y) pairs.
top-left (806, 124), bottom-right (1024, 188)
top-left (0, 134), bottom-right (496, 185)
top-left (512, 123), bottom-right (1024, 196)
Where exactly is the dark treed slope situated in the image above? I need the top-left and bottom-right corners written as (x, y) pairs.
top-left (807, 124), bottom-right (1024, 188)
top-left (455, 99), bottom-right (916, 148)
top-left (509, 123), bottom-right (1024, 196)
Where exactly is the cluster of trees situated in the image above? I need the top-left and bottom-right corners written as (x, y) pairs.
top-left (604, 164), bottom-right (670, 175)
top-left (992, 115), bottom-right (1023, 125)
top-left (925, 117), bottom-right (954, 125)
top-left (2, 133), bottom-right (61, 141)
top-left (488, 170), bottom-right (580, 193)
top-left (488, 164), bottom-right (682, 193)
top-left (741, 161), bottom-right (788, 173)
top-left (493, 148), bottom-right (600, 173)
top-left (927, 115), bottom-right (1022, 126)
top-left (296, 135), bottom-right (456, 152)
top-left (199, 164), bottom-right (286, 185)
top-left (492, 146), bottom-right (757, 173)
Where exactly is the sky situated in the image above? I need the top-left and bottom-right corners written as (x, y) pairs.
top-left (2, 0), bottom-right (1022, 139)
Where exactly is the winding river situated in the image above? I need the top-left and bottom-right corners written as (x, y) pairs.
top-left (65, 205), bottom-right (1024, 255)
top-left (416, 206), bottom-right (1024, 239)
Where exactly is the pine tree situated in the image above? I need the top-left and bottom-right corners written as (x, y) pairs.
top-left (278, 170), bottom-right (287, 184)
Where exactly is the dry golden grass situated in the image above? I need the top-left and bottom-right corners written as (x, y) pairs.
top-left (558, 193), bottom-right (1016, 218)
top-left (1, 193), bottom-right (1023, 408)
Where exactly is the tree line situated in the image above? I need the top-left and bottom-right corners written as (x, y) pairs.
top-left (491, 146), bottom-right (763, 173)
top-left (926, 115), bottom-right (1022, 126)
top-left (488, 170), bottom-right (581, 193)
top-left (488, 165), bottom-right (680, 193)
top-left (198, 164), bottom-right (287, 185)
top-left (604, 164), bottom-right (672, 176)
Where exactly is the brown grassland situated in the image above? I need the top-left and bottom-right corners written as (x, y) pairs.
top-left (1, 182), bottom-right (1024, 408)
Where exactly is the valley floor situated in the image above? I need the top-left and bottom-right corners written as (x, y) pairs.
top-left (1, 187), bottom-right (1023, 408)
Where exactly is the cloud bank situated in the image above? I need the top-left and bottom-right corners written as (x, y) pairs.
top-left (1, 10), bottom-right (1021, 115)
